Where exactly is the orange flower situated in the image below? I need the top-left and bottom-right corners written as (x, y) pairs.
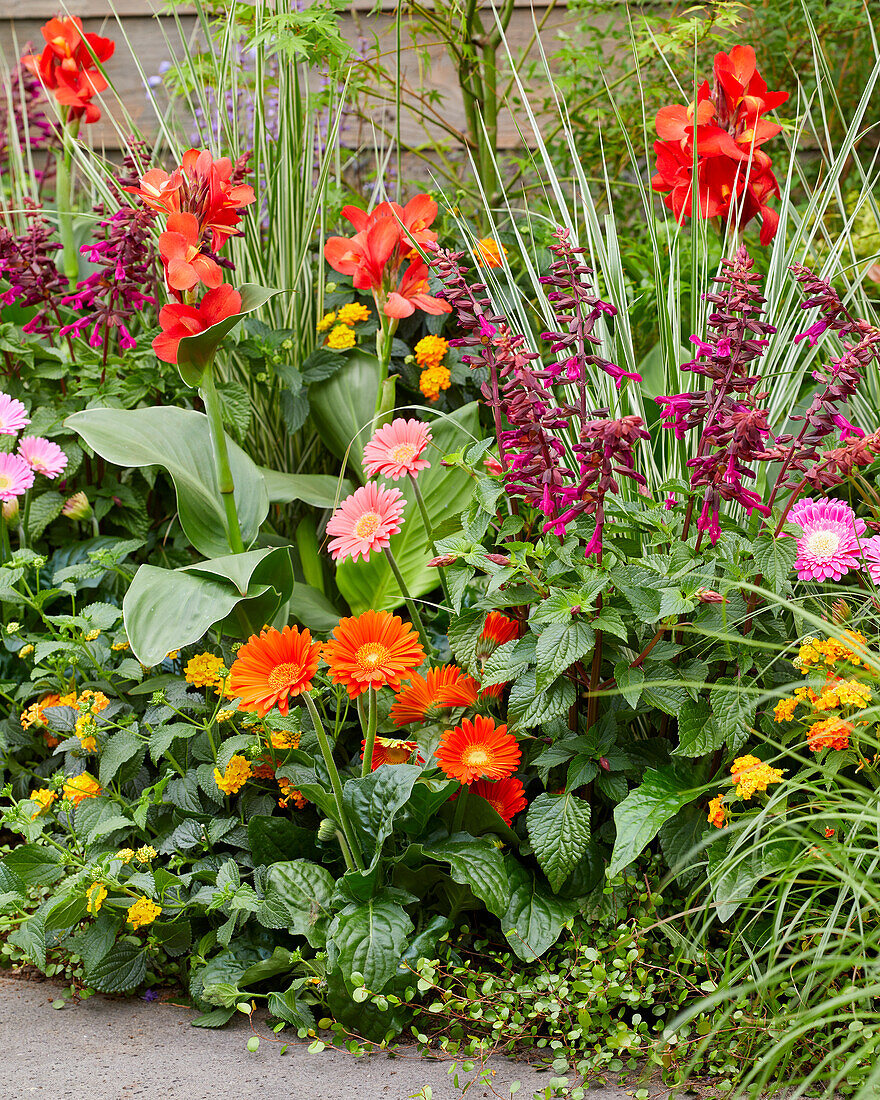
top-left (323, 610), bottom-right (425, 698)
top-left (475, 237), bottom-right (507, 268)
top-left (63, 773), bottom-right (101, 805)
top-left (227, 625), bottom-right (321, 717)
top-left (390, 664), bottom-right (479, 727)
top-left (361, 736), bottom-right (420, 770)
top-left (707, 794), bottom-right (727, 828)
top-left (455, 776), bottom-right (527, 825)
top-left (807, 717), bottom-right (853, 753)
top-left (477, 612), bottom-right (520, 698)
top-left (435, 715), bottom-right (520, 784)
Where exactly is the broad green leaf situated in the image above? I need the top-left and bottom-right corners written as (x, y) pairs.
top-left (329, 898), bottom-right (413, 992)
top-left (66, 407), bottom-right (269, 558)
top-left (264, 860), bottom-right (335, 947)
top-left (86, 941), bottom-right (147, 992)
top-left (2, 845), bottom-right (63, 887)
top-left (247, 816), bottom-right (320, 866)
top-left (535, 622), bottom-right (595, 692)
top-left (673, 700), bottom-right (725, 757)
top-left (526, 793), bottom-right (592, 893)
top-left (176, 285), bottom-right (281, 387)
top-left (710, 679), bottom-right (757, 754)
top-left (342, 764), bottom-right (422, 860)
top-left (289, 582), bottom-right (345, 632)
top-left (8, 913), bottom-right (46, 969)
top-left (421, 834), bottom-right (510, 917)
top-left (308, 350), bottom-right (383, 482)
top-left (191, 1007), bottom-right (237, 1028)
top-left (502, 856), bottom-right (578, 962)
top-left (613, 661), bottom-right (645, 709)
top-left (609, 764), bottom-right (702, 876)
top-left (260, 470), bottom-right (353, 508)
top-left (508, 670), bottom-right (575, 729)
top-left (123, 547), bottom-right (294, 665)
top-left (45, 893), bottom-right (89, 931)
top-left (752, 535), bottom-right (797, 592)
top-left (268, 987), bottom-right (316, 1030)
top-left (335, 404), bottom-right (481, 613)
top-left (99, 731), bottom-right (145, 789)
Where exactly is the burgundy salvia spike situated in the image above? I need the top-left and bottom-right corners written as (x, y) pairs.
top-left (0, 202), bottom-right (65, 337)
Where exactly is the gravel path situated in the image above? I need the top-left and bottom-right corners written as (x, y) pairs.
top-left (0, 975), bottom-right (647, 1100)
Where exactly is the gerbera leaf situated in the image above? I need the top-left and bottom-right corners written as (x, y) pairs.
top-left (420, 835), bottom-right (510, 917)
top-left (527, 793), bottom-right (592, 894)
top-left (342, 764), bottom-right (422, 860)
top-left (502, 856), bottom-right (578, 962)
top-left (329, 898), bottom-right (414, 993)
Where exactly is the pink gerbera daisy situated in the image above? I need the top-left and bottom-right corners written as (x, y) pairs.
top-left (0, 393), bottom-right (29, 435)
top-left (325, 482), bottom-right (405, 562)
top-left (861, 535), bottom-right (880, 585)
top-left (18, 437), bottom-right (68, 479)
top-left (362, 418), bottom-right (432, 481)
top-left (788, 497), bottom-right (865, 582)
top-left (0, 452), bottom-right (35, 501)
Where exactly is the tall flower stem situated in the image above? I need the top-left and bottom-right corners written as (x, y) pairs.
top-left (382, 546), bottom-right (430, 653)
top-left (374, 313), bottom-right (398, 415)
top-left (408, 471), bottom-right (450, 604)
top-left (55, 111), bottom-right (81, 289)
top-left (360, 686), bottom-right (378, 777)
top-left (200, 365), bottom-right (245, 555)
top-left (302, 693), bottom-right (364, 871)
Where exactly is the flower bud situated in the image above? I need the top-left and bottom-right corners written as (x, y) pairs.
top-left (62, 492), bottom-right (92, 521)
top-left (831, 599), bottom-right (851, 624)
top-left (2, 498), bottom-right (18, 523)
top-left (317, 818), bottom-right (337, 842)
top-left (599, 756), bottom-right (611, 772)
top-left (695, 587), bottom-right (724, 603)
top-left (484, 554), bottom-right (510, 566)
top-left (6, 621), bottom-right (20, 634)
top-left (484, 456), bottom-right (504, 476)
top-left (428, 554), bottom-right (458, 568)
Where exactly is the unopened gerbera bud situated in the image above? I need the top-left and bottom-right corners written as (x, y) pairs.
top-left (317, 818), bottom-right (337, 842)
top-left (428, 553), bottom-right (458, 568)
top-left (695, 587), bottom-right (724, 603)
top-left (325, 282), bottom-right (337, 293)
top-left (2, 498), bottom-right (18, 523)
top-left (62, 492), bottom-right (91, 521)
top-left (831, 599), bottom-right (852, 624)
top-left (484, 554), bottom-right (510, 566)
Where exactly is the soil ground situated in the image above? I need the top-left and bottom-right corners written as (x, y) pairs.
top-left (0, 974), bottom-right (654, 1100)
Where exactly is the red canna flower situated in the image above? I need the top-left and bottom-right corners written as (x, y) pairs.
top-left (158, 212), bottom-right (223, 294)
top-left (652, 45), bottom-right (788, 245)
top-left (385, 258), bottom-right (451, 319)
top-left (152, 283), bottom-right (241, 364)
top-left (22, 17), bottom-right (114, 124)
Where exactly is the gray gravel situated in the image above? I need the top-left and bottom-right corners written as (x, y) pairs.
top-left (0, 975), bottom-right (649, 1100)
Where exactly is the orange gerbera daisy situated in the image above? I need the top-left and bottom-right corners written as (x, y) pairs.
top-left (361, 736), bottom-right (420, 770)
top-left (476, 612), bottom-right (520, 697)
top-left (454, 775), bottom-right (527, 825)
top-left (435, 715), bottom-right (521, 784)
top-left (390, 664), bottom-right (479, 727)
top-left (226, 625), bottom-right (321, 717)
top-left (323, 610), bottom-right (425, 698)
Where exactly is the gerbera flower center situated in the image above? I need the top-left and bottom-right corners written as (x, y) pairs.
top-left (461, 743), bottom-right (491, 768)
top-left (355, 641), bottom-right (391, 671)
top-left (805, 529), bottom-right (841, 559)
top-left (0, 475), bottom-right (10, 489)
top-left (354, 511), bottom-right (381, 539)
top-left (389, 443), bottom-right (417, 464)
top-left (267, 662), bottom-right (305, 692)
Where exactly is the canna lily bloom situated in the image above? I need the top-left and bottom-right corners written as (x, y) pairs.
top-left (390, 664), bottom-right (480, 727)
top-left (324, 218), bottom-right (401, 293)
top-left (384, 258), bottom-right (450, 319)
top-left (323, 610), bottom-right (425, 698)
top-left (435, 715), bottom-right (521, 784)
top-left (363, 418), bottom-right (432, 481)
top-left (127, 149), bottom-right (255, 250)
top-left (325, 482), bottom-right (406, 563)
top-left (158, 212), bottom-right (223, 293)
top-left (340, 194), bottom-right (440, 258)
top-left (152, 283), bottom-right (241, 364)
top-left (361, 735), bottom-right (420, 770)
top-left (452, 775), bottom-right (527, 825)
top-left (226, 625), bottom-right (322, 717)
top-left (22, 16), bottom-right (114, 124)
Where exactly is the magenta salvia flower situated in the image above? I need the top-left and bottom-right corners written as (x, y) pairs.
top-left (788, 497), bottom-right (866, 582)
top-left (0, 452), bottom-right (35, 501)
top-left (0, 393), bottom-right (30, 435)
top-left (18, 436), bottom-right (68, 479)
top-left (861, 535), bottom-right (880, 585)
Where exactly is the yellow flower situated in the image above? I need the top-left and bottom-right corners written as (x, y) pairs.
top-left (63, 773), bottom-right (102, 805)
top-left (116, 848), bottom-right (135, 862)
top-left (18, 644), bottom-right (34, 659)
top-left (326, 324), bottom-right (356, 350)
top-left (270, 729), bottom-right (301, 751)
top-left (136, 845), bottom-right (157, 863)
top-left (773, 697), bottom-right (799, 723)
top-left (185, 653), bottom-right (224, 689)
top-left (414, 334), bottom-right (449, 371)
top-left (128, 896), bottom-right (162, 930)
top-left (215, 709), bottom-right (235, 724)
top-left (77, 690), bottom-right (109, 714)
top-left (475, 237), bottom-right (507, 268)
top-left (419, 364), bottom-right (452, 402)
top-left (29, 788), bottom-right (57, 818)
top-left (731, 755), bottom-right (784, 801)
top-left (707, 794), bottom-right (727, 828)
top-left (797, 632), bottom-right (868, 672)
top-left (75, 714), bottom-right (97, 753)
top-left (316, 310), bottom-right (337, 332)
top-left (111, 641), bottom-right (130, 652)
top-left (835, 679), bottom-right (872, 708)
top-left (278, 778), bottom-right (307, 809)
top-left (214, 754), bottom-right (252, 795)
top-left (84, 629), bottom-right (101, 641)
top-left (166, 650), bottom-right (179, 660)
top-left (336, 302), bottom-right (371, 325)
top-left (86, 882), bottom-right (107, 915)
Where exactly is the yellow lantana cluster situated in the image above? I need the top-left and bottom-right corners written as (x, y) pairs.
top-left (326, 324), bottom-right (355, 350)
top-left (317, 310), bottom-right (337, 332)
top-left (278, 777), bottom-right (307, 809)
top-left (29, 788), bottom-right (57, 818)
top-left (185, 653), bottom-right (224, 689)
top-left (731, 755), bottom-right (785, 800)
top-left (337, 302), bottom-right (371, 325)
top-left (707, 794), bottom-right (727, 828)
top-left (795, 631), bottom-right (867, 672)
top-left (270, 729), bottom-right (301, 751)
top-left (75, 714), bottom-right (97, 753)
top-left (415, 335), bottom-right (451, 402)
top-left (136, 845), bottom-right (157, 863)
top-left (128, 896), bottom-right (162, 930)
top-left (63, 773), bottom-right (102, 805)
top-left (214, 754), bottom-right (252, 795)
top-left (86, 883), bottom-right (107, 915)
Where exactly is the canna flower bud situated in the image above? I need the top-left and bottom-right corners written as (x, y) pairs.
top-left (428, 554), bottom-right (458, 567)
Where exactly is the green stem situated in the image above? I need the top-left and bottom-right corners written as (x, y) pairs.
top-left (360, 686), bottom-right (378, 778)
top-left (451, 785), bottom-right (469, 833)
top-left (374, 314), bottom-right (397, 415)
top-left (382, 546), bottom-right (430, 655)
top-left (409, 472), bottom-right (451, 605)
top-left (56, 113), bottom-right (81, 289)
top-left (200, 365), bottom-right (245, 554)
top-left (302, 693), bottom-right (364, 871)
